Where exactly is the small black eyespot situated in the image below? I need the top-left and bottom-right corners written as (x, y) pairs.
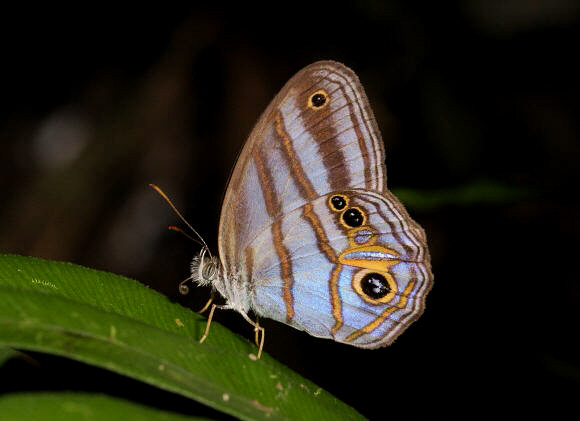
top-left (361, 273), bottom-right (391, 299)
top-left (342, 208), bottom-right (364, 227)
top-left (330, 195), bottom-right (347, 210)
top-left (310, 92), bottom-right (327, 108)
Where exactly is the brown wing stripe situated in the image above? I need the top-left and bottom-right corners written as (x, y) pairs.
top-left (302, 203), bottom-right (336, 263)
top-left (303, 202), bottom-right (344, 334)
top-left (336, 80), bottom-right (373, 189)
top-left (329, 263), bottom-right (344, 335)
top-left (253, 146), bottom-right (295, 321)
top-left (273, 218), bottom-right (294, 321)
top-left (275, 112), bottom-right (317, 200)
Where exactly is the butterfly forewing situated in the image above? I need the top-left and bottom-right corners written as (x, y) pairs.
top-left (219, 61), bottom-right (386, 269)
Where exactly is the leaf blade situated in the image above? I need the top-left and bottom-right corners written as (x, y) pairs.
top-left (0, 392), bottom-right (212, 421)
top-left (0, 254), bottom-right (365, 421)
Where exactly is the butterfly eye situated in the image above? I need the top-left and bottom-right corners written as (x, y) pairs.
top-left (342, 207), bottom-right (365, 227)
top-left (308, 90), bottom-right (329, 109)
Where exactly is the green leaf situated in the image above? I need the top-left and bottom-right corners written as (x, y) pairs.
top-left (0, 392), bottom-right (211, 421)
top-left (0, 254), bottom-right (364, 421)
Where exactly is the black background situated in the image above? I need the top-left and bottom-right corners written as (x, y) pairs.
top-left (0, 2), bottom-right (578, 420)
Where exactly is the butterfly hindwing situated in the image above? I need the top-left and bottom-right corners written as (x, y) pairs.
top-left (248, 189), bottom-right (431, 347)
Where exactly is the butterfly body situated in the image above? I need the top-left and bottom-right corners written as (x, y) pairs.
top-left (192, 61), bottom-right (433, 349)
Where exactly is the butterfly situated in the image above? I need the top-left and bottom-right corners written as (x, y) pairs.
top-left (180, 60), bottom-right (433, 359)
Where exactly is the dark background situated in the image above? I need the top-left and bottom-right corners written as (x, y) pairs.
top-left (1, 2), bottom-right (578, 420)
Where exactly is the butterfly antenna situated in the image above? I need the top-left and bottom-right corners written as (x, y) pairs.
top-left (149, 184), bottom-right (213, 258)
top-left (168, 225), bottom-right (196, 242)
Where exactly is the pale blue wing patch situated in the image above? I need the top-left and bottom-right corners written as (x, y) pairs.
top-left (249, 199), bottom-right (342, 337)
top-left (247, 189), bottom-right (432, 346)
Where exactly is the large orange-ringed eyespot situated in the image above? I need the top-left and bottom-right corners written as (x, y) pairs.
top-left (341, 206), bottom-right (365, 228)
top-left (352, 269), bottom-right (398, 305)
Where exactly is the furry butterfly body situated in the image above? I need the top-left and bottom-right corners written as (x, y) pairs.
top-left (192, 61), bottom-right (433, 350)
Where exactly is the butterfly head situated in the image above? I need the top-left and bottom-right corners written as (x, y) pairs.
top-left (190, 247), bottom-right (253, 315)
top-left (190, 247), bottom-right (220, 287)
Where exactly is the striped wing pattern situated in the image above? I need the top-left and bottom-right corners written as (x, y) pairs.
top-left (216, 61), bottom-right (433, 347)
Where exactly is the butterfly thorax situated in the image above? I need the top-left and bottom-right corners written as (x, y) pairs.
top-left (190, 249), bottom-right (252, 315)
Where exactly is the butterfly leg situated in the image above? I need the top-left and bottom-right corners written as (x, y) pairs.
top-left (240, 312), bottom-right (265, 360)
top-left (199, 303), bottom-right (227, 344)
top-left (197, 290), bottom-right (215, 314)
top-left (255, 324), bottom-right (265, 360)
top-left (253, 316), bottom-right (261, 346)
